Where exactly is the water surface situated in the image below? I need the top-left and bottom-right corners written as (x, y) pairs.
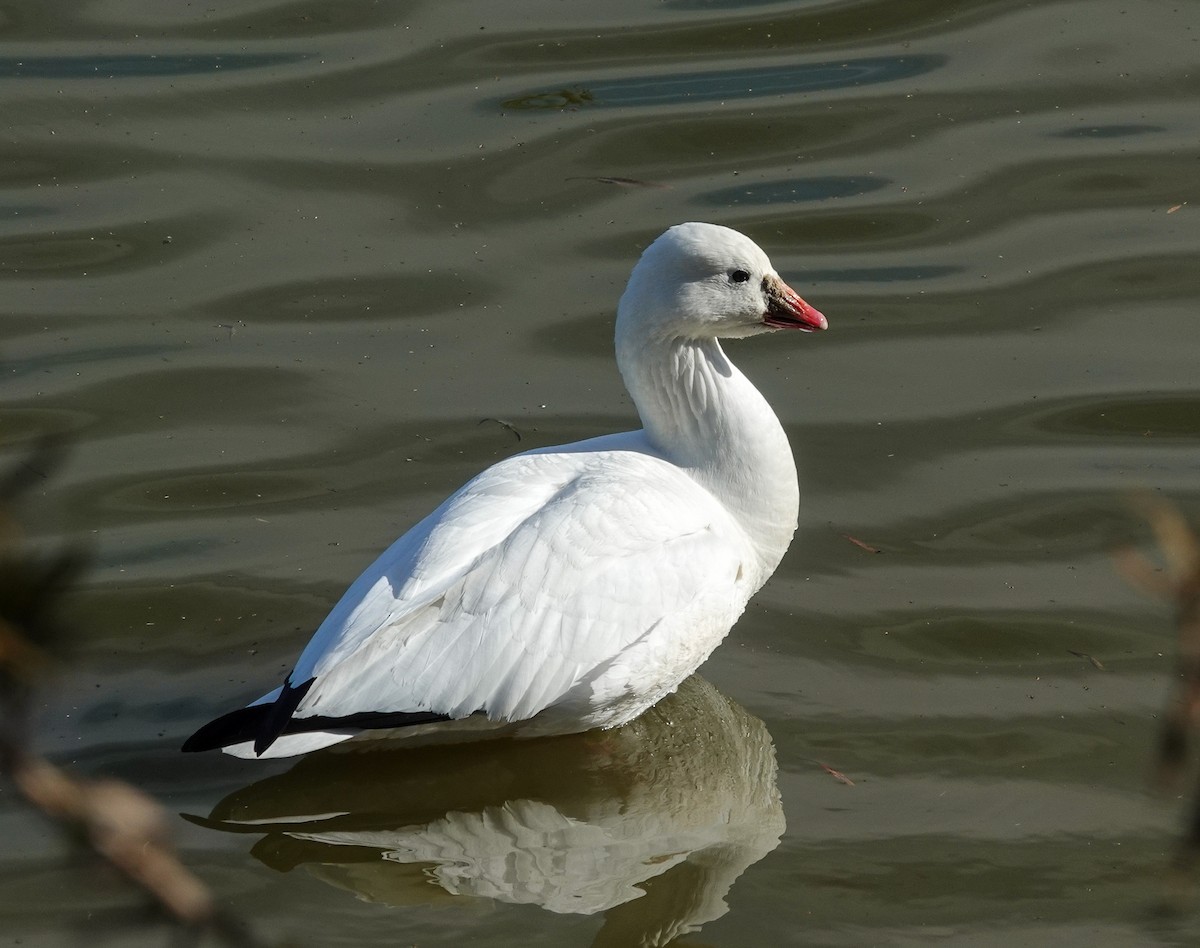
top-left (3, 0), bottom-right (1200, 945)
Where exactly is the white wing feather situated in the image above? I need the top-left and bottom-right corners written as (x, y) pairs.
top-left (284, 435), bottom-right (752, 726)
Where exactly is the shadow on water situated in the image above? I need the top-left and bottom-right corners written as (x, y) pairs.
top-left (190, 676), bottom-right (783, 948)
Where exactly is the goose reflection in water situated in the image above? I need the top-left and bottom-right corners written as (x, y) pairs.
top-left (196, 675), bottom-right (783, 947)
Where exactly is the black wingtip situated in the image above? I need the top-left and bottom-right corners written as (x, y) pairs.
top-left (253, 677), bottom-right (315, 755)
top-left (181, 704), bottom-right (267, 753)
top-left (181, 677), bottom-right (457, 755)
top-left (181, 677), bottom-right (315, 754)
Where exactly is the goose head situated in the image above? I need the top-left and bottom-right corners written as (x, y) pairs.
top-left (617, 222), bottom-right (827, 343)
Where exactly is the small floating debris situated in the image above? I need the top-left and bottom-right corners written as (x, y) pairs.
top-left (478, 417), bottom-right (522, 441)
top-left (566, 176), bottom-right (670, 190)
top-left (842, 533), bottom-right (881, 554)
top-left (1066, 648), bottom-right (1105, 671)
top-left (818, 762), bottom-right (855, 787)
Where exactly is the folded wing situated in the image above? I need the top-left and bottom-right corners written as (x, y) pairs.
top-left (289, 444), bottom-right (750, 727)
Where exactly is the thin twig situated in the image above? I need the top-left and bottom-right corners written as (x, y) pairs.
top-left (1117, 495), bottom-right (1200, 883)
top-left (0, 445), bottom-right (289, 946)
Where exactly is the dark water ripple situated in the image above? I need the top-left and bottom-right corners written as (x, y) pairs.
top-left (499, 54), bottom-right (945, 109)
top-left (0, 53), bottom-right (309, 79)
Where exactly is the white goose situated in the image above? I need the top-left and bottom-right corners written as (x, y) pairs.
top-left (183, 222), bottom-right (827, 759)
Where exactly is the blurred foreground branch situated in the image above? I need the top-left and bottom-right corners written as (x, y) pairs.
top-left (0, 439), bottom-right (282, 947)
top-left (1115, 493), bottom-right (1200, 877)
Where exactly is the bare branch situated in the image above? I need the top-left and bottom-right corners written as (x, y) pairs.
top-left (0, 444), bottom-right (289, 947)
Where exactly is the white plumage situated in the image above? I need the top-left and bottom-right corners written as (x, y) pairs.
top-left (183, 221), bottom-right (826, 758)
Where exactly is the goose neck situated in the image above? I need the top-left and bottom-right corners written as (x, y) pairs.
top-left (616, 330), bottom-right (800, 574)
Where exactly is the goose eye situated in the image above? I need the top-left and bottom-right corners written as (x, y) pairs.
top-left (729, 269), bottom-right (751, 284)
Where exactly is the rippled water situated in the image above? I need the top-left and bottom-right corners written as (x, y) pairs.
top-left (4, 1), bottom-right (1200, 945)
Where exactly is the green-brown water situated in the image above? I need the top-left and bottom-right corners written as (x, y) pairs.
top-left (3, 1), bottom-right (1200, 945)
